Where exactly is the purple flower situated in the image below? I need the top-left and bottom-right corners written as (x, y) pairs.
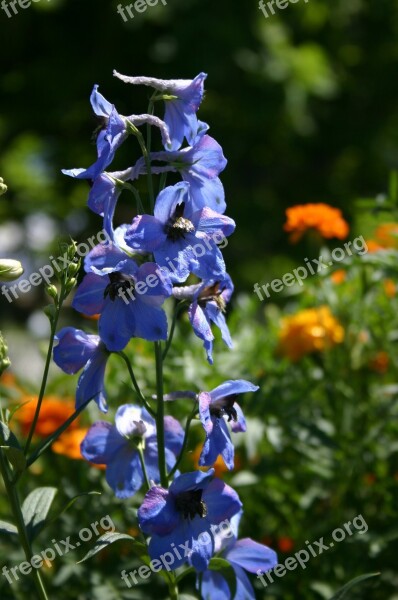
top-left (53, 327), bottom-right (110, 413)
top-left (198, 380), bottom-right (259, 470)
top-left (134, 135), bottom-right (227, 213)
top-left (81, 405), bottom-right (184, 498)
top-left (188, 275), bottom-right (234, 364)
top-left (138, 469), bottom-right (242, 572)
top-left (200, 513), bottom-right (278, 599)
top-left (124, 182), bottom-right (235, 283)
top-left (72, 243), bottom-right (172, 351)
top-left (113, 71), bottom-right (207, 151)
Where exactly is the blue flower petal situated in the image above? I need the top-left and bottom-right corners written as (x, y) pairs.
top-left (81, 421), bottom-right (125, 463)
top-left (72, 273), bottom-right (107, 315)
top-left (106, 447), bottom-right (144, 499)
top-left (199, 418), bottom-right (234, 470)
top-left (225, 538), bottom-right (278, 574)
top-left (210, 380), bottom-right (259, 403)
top-left (53, 327), bottom-right (100, 374)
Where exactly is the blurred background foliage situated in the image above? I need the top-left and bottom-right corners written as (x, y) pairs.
top-left (1, 0), bottom-right (398, 599)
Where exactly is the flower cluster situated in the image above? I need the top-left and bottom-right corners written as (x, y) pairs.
top-left (284, 203), bottom-right (349, 243)
top-left (278, 305), bottom-right (345, 361)
top-left (52, 72), bottom-right (277, 594)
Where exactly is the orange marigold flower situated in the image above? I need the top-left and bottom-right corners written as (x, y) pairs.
top-left (365, 239), bottom-right (384, 253)
top-left (284, 203), bottom-right (349, 243)
top-left (52, 427), bottom-right (106, 468)
top-left (384, 279), bottom-right (396, 298)
top-left (375, 223), bottom-right (398, 249)
top-left (330, 269), bottom-right (346, 284)
top-left (369, 351), bottom-right (389, 374)
top-left (52, 427), bottom-right (88, 460)
top-left (278, 306), bottom-right (344, 361)
top-left (14, 395), bottom-right (80, 438)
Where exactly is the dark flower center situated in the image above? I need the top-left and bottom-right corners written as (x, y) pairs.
top-left (104, 272), bottom-right (135, 301)
top-left (198, 282), bottom-right (226, 312)
top-left (175, 489), bottom-right (208, 520)
top-left (210, 394), bottom-right (238, 422)
top-left (165, 202), bottom-right (195, 242)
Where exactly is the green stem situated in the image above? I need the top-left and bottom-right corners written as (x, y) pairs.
top-left (154, 342), bottom-right (167, 487)
top-left (128, 122), bottom-right (155, 212)
top-left (25, 398), bottom-right (92, 470)
top-left (167, 573), bottom-right (179, 600)
top-left (162, 302), bottom-right (182, 361)
top-left (24, 306), bottom-right (61, 456)
top-left (137, 445), bottom-right (150, 491)
top-left (117, 352), bottom-right (156, 417)
top-left (158, 171), bottom-right (168, 195)
top-left (0, 451), bottom-right (49, 600)
top-left (168, 404), bottom-right (197, 480)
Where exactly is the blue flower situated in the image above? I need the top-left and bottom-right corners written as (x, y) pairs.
top-left (81, 405), bottom-right (184, 498)
top-left (200, 513), bottom-right (278, 600)
top-left (198, 380), bottom-right (259, 470)
top-left (62, 85), bottom-right (170, 183)
top-left (138, 469), bottom-right (242, 572)
top-left (113, 71), bottom-right (207, 151)
top-left (63, 86), bottom-right (127, 182)
top-left (134, 135), bottom-right (228, 213)
top-left (124, 182), bottom-right (235, 283)
top-left (188, 275), bottom-right (234, 364)
top-left (53, 327), bottom-right (110, 413)
top-left (72, 243), bottom-right (172, 351)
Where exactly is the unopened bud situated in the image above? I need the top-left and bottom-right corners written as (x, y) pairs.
top-left (0, 332), bottom-right (11, 376)
top-left (68, 261), bottom-right (80, 276)
top-left (46, 284), bottom-right (58, 300)
top-left (65, 278), bottom-right (77, 293)
top-left (0, 178), bottom-right (7, 196)
top-left (0, 259), bottom-right (24, 282)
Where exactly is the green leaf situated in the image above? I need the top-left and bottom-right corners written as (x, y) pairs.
top-left (0, 421), bottom-right (20, 448)
top-left (0, 421), bottom-right (26, 471)
top-left (22, 487), bottom-right (58, 541)
top-left (1, 445), bottom-right (26, 471)
top-left (208, 557), bottom-right (237, 599)
top-left (0, 519), bottom-right (18, 536)
top-left (328, 573), bottom-right (380, 600)
top-left (77, 532), bottom-right (138, 564)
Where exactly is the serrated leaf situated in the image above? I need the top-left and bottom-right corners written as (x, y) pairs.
top-left (22, 487), bottom-right (57, 541)
top-left (208, 557), bottom-right (237, 599)
top-left (77, 532), bottom-right (137, 564)
top-left (328, 573), bottom-right (380, 600)
top-left (0, 519), bottom-right (18, 536)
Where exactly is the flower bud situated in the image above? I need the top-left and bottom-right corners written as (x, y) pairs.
top-left (46, 284), bottom-right (58, 300)
top-left (68, 261), bottom-right (80, 276)
top-left (0, 178), bottom-right (7, 196)
top-left (65, 278), bottom-right (77, 293)
top-left (0, 332), bottom-right (11, 376)
top-left (0, 259), bottom-right (24, 282)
